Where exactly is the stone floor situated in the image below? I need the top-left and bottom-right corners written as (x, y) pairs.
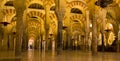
top-left (0, 50), bottom-right (120, 61)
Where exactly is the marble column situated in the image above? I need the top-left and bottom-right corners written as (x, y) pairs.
top-left (65, 8), bottom-right (71, 49)
top-left (35, 36), bottom-right (41, 50)
top-left (101, 11), bottom-right (106, 52)
top-left (55, 0), bottom-right (66, 53)
top-left (92, 19), bottom-right (97, 54)
top-left (15, 9), bottom-right (25, 56)
top-left (66, 28), bottom-right (71, 49)
top-left (85, 10), bottom-right (90, 51)
top-left (45, 3), bottom-right (50, 50)
top-left (38, 36), bottom-right (42, 50)
top-left (0, 9), bottom-right (4, 51)
top-left (9, 33), bottom-right (15, 51)
top-left (118, 25), bottom-right (120, 52)
top-left (14, 0), bottom-right (26, 56)
top-left (0, 28), bottom-right (2, 51)
top-left (91, 12), bottom-right (98, 54)
top-left (22, 33), bottom-right (28, 52)
top-left (96, 8), bottom-right (106, 52)
top-left (1, 26), bottom-right (8, 51)
top-left (115, 25), bottom-right (119, 52)
top-left (62, 30), bottom-right (66, 49)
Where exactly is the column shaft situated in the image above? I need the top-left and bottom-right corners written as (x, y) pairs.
top-left (65, 8), bottom-right (71, 49)
top-left (45, 5), bottom-right (50, 50)
top-left (118, 28), bottom-right (120, 52)
top-left (0, 30), bottom-right (2, 50)
top-left (92, 20), bottom-right (97, 54)
top-left (55, 0), bottom-right (67, 53)
top-left (57, 13), bottom-right (63, 51)
top-left (15, 9), bottom-right (24, 56)
top-left (92, 15), bottom-right (98, 54)
top-left (9, 34), bottom-right (14, 51)
top-left (101, 18), bottom-right (106, 52)
top-left (2, 26), bottom-right (8, 51)
top-left (22, 33), bottom-right (28, 52)
top-left (85, 11), bottom-right (90, 51)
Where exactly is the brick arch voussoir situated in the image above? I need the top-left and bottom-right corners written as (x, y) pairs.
top-left (45, 0), bottom-right (55, 8)
top-left (70, 15), bottom-right (84, 22)
top-left (49, 13), bottom-right (57, 20)
top-left (67, 1), bottom-right (88, 10)
top-left (26, 0), bottom-right (44, 8)
top-left (27, 11), bottom-right (44, 19)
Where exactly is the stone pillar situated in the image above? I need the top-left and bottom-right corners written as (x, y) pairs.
top-left (39, 36), bottom-right (42, 51)
top-left (92, 18), bottom-right (97, 54)
top-left (101, 9), bottom-right (106, 52)
top-left (44, 3), bottom-right (50, 50)
top-left (22, 33), bottom-right (28, 52)
top-left (55, 0), bottom-right (66, 53)
top-left (1, 26), bottom-right (8, 51)
top-left (62, 30), bottom-right (67, 49)
top-left (15, 9), bottom-right (25, 56)
top-left (9, 33), bottom-right (14, 51)
top-left (42, 35), bottom-right (46, 51)
top-left (14, 0), bottom-right (26, 56)
top-left (0, 28), bottom-right (2, 51)
top-left (0, 9), bottom-right (4, 51)
top-left (38, 36), bottom-right (42, 50)
top-left (118, 25), bottom-right (120, 52)
top-left (91, 11), bottom-right (98, 54)
top-left (22, 9), bottom-right (28, 52)
top-left (36, 36), bottom-right (41, 50)
top-left (52, 37), bottom-right (55, 51)
top-left (65, 8), bottom-right (71, 49)
top-left (66, 28), bottom-right (71, 49)
top-left (85, 10), bottom-right (90, 51)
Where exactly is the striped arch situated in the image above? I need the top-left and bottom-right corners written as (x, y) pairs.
top-left (27, 11), bottom-right (44, 20)
top-left (26, 0), bottom-right (44, 8)
top-left (49, 13), bottom-right (57, 22)
top-left (27, 19), bottom-right (41, 27)
top-left (3, 9), bottom-right (16, 22)
top-left (70, 14), bottom-right (85, 27)
top-left (0, 0), bottom-right (14, 22)
top-left (26, 16), bottom-right (45, 37)
top-left (2, 8), bottom-right (16, 33)
top-left (67, 1), bottom-right (88, 15)
top-left (27, 32), bottom-right (37, 40)
top-left (27, 11), bottom-right (45, 30)
top-left (49, 13), bottom-right (58, 35)
top-left (47, 0), bottom-right (55, 8)
top-left (26, 25), bottom-right (40, 40)
top-left (0, 0), bottom-right (10, 8)
top-left (27, 26), bottom-right (39, 34)
top-left (70, 14), bottom-right (85, 34)
top-left (96, 18), bottom-right (104, 32)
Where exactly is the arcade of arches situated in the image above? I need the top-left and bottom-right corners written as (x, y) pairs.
top-left (0, 0), bottom-right (120, 56)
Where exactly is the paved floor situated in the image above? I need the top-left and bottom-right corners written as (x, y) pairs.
top-left (0, 50), bottom-right (120, 61)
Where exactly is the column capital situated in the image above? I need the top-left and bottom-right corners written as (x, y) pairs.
top-left (55, 0), bottom-right (66, 16)
top-left (14, 0), bottom-right (27, 10)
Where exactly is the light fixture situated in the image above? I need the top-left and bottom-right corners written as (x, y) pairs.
top-left (90, 24), bottom-right (92, 27)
